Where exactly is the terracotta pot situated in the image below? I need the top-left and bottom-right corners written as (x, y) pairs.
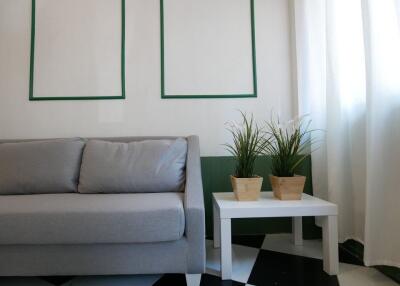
top-left (230, 175), bottom-right (263, 201)
top-left (269, 175), bottom-right (306, 200)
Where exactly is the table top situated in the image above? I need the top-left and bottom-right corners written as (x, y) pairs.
top-left (212, 192), bottom-right (338, 219)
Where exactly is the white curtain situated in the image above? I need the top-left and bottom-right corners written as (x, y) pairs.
top-left (293, 0), bottom-right (400, 267)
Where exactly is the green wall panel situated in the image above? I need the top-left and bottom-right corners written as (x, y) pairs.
top-left (200, 156), bottom-right (322, 239)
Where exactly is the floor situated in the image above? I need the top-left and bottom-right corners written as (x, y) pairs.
top-left (0, 234), bottom-right (397, 286)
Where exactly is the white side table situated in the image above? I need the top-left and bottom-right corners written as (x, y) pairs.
top-left (212, 192), bottom-right (339, 280)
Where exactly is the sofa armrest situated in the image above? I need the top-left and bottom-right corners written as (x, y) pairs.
top-left (184, 135), bottom-right (205, 273)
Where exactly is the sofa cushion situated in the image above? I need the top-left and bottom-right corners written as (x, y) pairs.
top-left (0, 139), bottom-right (85, 195)
top-left (0, 192), bottom-right (185, 245)
top-left (78, 138), bottom-right (187, 193)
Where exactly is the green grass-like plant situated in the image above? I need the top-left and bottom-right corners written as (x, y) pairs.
top-left (263, 115), bottom-right (315, 177)
top-left (224, 112), bottom-right (266, 178)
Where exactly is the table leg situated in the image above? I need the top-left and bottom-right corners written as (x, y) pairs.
top-left (220, 218), bottom-right (232, 280)
top-left (213, 201), bottom-right (221, 248)
top-left (321, 215), bottom-right (339, 275)
top-left (292, 217), bottom-right (303, 245)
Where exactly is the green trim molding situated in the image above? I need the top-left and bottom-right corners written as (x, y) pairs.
top-left (201, 155), bottom-right (321, 239)
top-left (160, 0), bottom-right (258, 99)
top-left (29, 0), bottom-right (126, 101)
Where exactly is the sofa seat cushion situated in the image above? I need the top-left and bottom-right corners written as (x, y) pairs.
top-left (0, 193), bottom-right (185, 245)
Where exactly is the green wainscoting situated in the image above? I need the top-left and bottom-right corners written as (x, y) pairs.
top-left (200, 156), bottom-right (322, 239)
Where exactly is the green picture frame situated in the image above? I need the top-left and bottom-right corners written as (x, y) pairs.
top-left (160, 0), bottom-right (257, 99)
top-left (29, 0), bottom-right (126, 101)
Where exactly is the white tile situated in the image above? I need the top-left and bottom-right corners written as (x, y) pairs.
top-left (0, 277), bottom-right (53, 286)
top-left (261, 233), bottom-right (323, 259)
top-left (61, 275), bottom-right (161, 286)
top-left (185, 274), bottom-right (202, 286)
top-left (338, 263), bottom-right (398, 286)
top-left (206, 240), bottom-right (259, 283)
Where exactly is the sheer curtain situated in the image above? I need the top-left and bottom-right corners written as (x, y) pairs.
top-left (293, 0), bottom-right (400, 267)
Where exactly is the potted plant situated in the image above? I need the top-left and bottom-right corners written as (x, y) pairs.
top-left (263, 115), bottom-right (314, 200)
top-left (225, 112), bottom-right (265, 201)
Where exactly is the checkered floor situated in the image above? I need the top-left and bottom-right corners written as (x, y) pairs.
top-left (0, 234), bottom-right (397, 286)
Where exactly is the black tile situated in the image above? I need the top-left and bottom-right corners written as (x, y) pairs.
top-left (41, 276), bottom-right (74, 285)
top-left (207, 235), bottom-right (266, 249)
top-left (153, 273), bottom-right (245, 286)
top-left (232, 235), bottom-right (266, 249)
top-left (201, 274), bottom-right (245, 286)
top-left (248, 249), bottom-right (339, 286)
top-left (338, 245), bottom-right (364, 266)
top-left (339, 240), bottom-right (364, 266)
top-left (340, 239), bottom-right (400, 283)
top-left (374, 265), bottom-right (400, 284)
top-left (153, 274), bottom-right (187, 286)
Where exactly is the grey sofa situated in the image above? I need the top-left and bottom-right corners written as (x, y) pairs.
top-left (0, 136), bottom-right (205, 284)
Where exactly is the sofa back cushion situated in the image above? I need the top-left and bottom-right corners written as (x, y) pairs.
top-left (0, 139), bottom-right (85, 195)
top-left (78, 138), bottom-right (187, 193)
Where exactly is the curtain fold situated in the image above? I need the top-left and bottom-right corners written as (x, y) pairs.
top-left (293, 0), bottom-right (400, 267)
top-left (362, 0), bottom-right (400, 267)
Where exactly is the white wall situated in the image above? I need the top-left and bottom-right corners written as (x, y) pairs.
top-left (0, 0), bottom-right (294, 156)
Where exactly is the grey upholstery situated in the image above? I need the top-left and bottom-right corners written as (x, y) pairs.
top-left (0, 241), bottom-right (189, 276)
top-left (0, 138), bottom-right (84, 195)
top-left (0, 136), bottom-right (205, 276)
top-left (0, 192), bottom-right (185, 244)
top-left (184, 136), bottom-right (206, 273)
top-left (78, 139), bottom-right (187, 193)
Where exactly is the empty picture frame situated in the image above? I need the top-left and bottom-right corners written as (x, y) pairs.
top-left (160, 0), bottom-right (257, 99)
top-left (29, 0), bottom-right (125, 100)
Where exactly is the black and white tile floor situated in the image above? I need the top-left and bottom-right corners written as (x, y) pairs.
top-left (0, 234), bottom-right (397, 286)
